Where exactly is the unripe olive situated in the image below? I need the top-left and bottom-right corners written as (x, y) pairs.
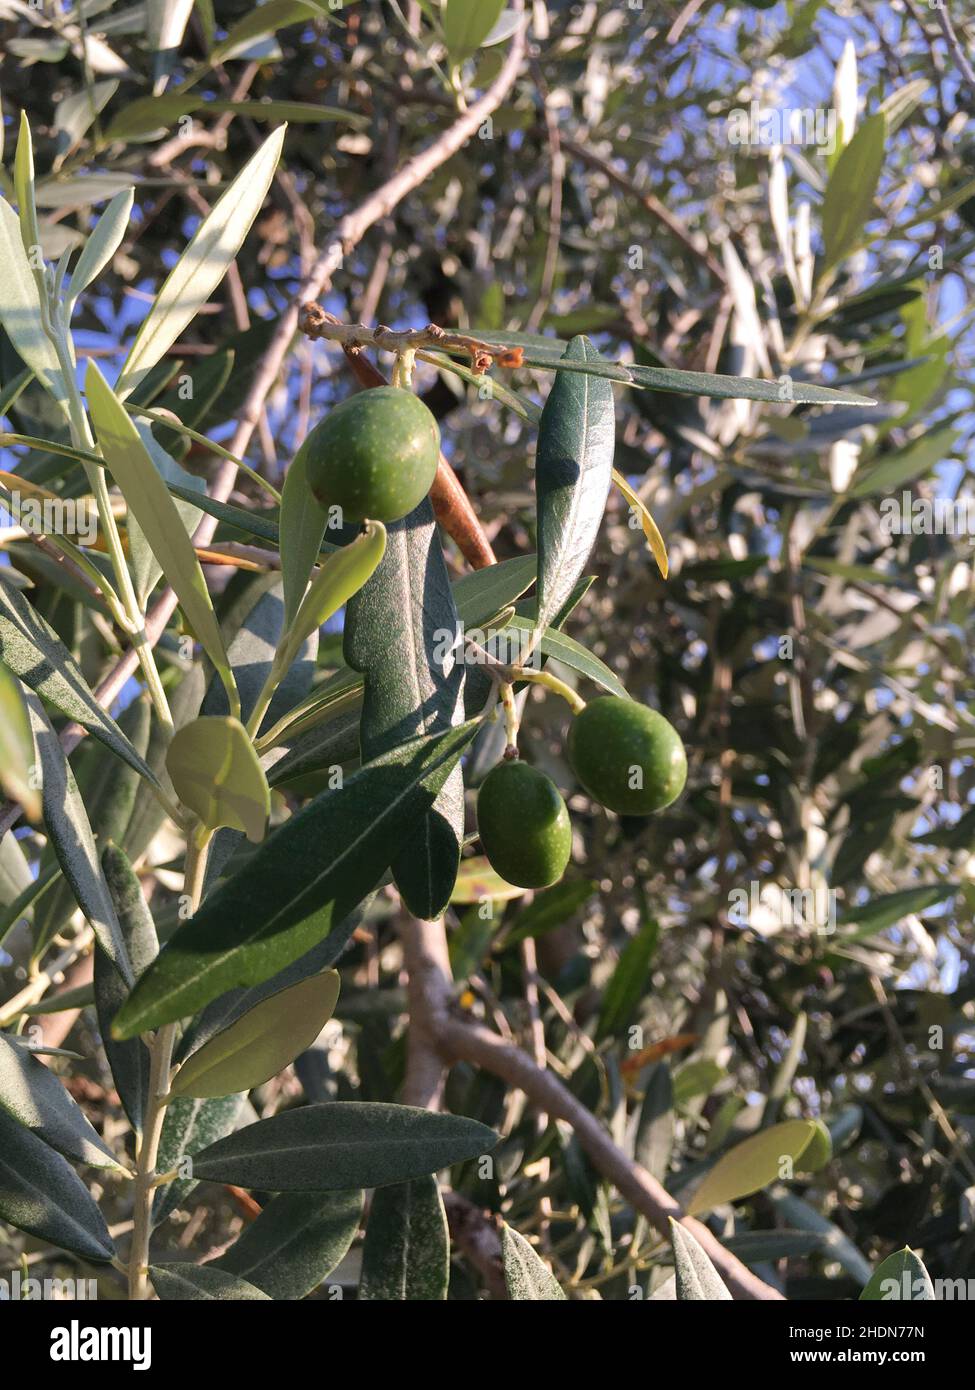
top-left (300, 385), bottom-right (440, 524)
top-left (477, 760), bottom-right (572, 889)
top-left (568, 697), bottom-right (687, 815)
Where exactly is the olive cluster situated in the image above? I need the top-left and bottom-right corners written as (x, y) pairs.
top-left (477, 699), bottom-right (687, 889)
top-left (299, 386), bottom-right (688, 893)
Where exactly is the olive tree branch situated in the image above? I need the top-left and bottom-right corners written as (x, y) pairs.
top-left (398, 914), bottom-right (785, 1301)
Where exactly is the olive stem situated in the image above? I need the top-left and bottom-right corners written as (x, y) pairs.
top-left (509, 667), bottom-right (587, 715)
top-left (499, 680), bottom-right (519, 754)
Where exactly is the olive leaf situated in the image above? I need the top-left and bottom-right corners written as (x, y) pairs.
top-left (534, 335), bottom-right (615, 637)
top-left (113, 720), bottom-right (480, 1036)
top-left (149, 1264), bottom-right (271, 1300)
top-left (116, 126), bottom-right (287, 397)
top-left (152, 1092), bottom-right (246, 1227)
top-left (611, 469), bottom-right (668, 578)
top-left (189, 1102), bottom-right (497, 1192)
top-left (170, 970), bottom-right (340, 1098)
top-left (278, 434), bottom-right (334, 627)
top-left (685, 1119), bottom-right (818, 1216)
top-left (360, 1176), bottom-right (450, 1301)
top-left (65, 187), bottom-right (134, 311)
top-left (85, 360), bottom-right (238, 715)
top-left (94, 844), bottom-right (158, 1132)
top-left (501, 1223), bottom-right (567, 1300)
top-left (860, 1246), bottom-right (935, 1301)
top-left (0, 581), bottom-right (157, 783)
top-left (0, 199), bottom-right (67, 409)
top-left (344, 500), bottom-right (466, 920)
top-left (0, 665), bottom-right (40, 820)
top-left (215, 1190), bottom-right (363, 1299)
top-left (0, 1031), bottom-right (122, 1170)
top-left (0, 1107), bottom-right (116, 1262)
top-left (822, 112), bottom-right (887, 270)
top-left (166, 715), bottom-right (270, 843)
top-left (670, 1219), bottom-right (733, 1300)
top-left (23, 690), bottom-right (131, 983)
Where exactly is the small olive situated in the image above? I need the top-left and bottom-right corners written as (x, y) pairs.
top-left (477, 760), bottom-right (572, 889)
top-left (568, 697), bottom-right (687, 815)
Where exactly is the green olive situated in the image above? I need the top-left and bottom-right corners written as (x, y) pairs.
top-left (568, 697), bottom-right (687, 815)
top-left (477, 760), bottom-right (572, 889)
top-left (300, 385), bottom-right (440, 524)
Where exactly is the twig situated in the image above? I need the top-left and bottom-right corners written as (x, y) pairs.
top-left (936, 3), bottom-right (975, 93)
top-left (298, 306), bottom-right (525, 376)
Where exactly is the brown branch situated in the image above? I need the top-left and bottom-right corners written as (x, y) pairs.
top-left (399, 915), bottom-right (784, 1301)
top-left (298, 306), bottom-right (524, 376)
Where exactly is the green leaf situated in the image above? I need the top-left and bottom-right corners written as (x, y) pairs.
top-left (496, 614), bottom-right (629, 699)
top-left (822, 112), bottom-right (887, 269)
top-left (0, 1032), bottom-right (122, 1169)
top-left (860, 1247), bottom-right (935, 1301)
top-left (94, 844), bottom-right (158, 1132)
top-left (149, 1264), bottom-right (271, 1300)
top-left (288, 519), bottom-right (386, 662)
top-left (152, 1092), bottom-right (244, 1225)
top-left (595, 920), bottom-right (658, 1042)
top-left (279, 444), bottom-right (333, 626)
top-left (0, 582), bottom-right (157, 783)
top-left (85, 360), bottom-right (238, 715)
top-left (443, 0), bottom-right (505, 61)
top-left (24, 691), bottom-right (131, 982)
top-left (215, 1189), bottom-right (362, 1298)
top-left (685, 1119), bottom-right (818, 1216)
top-left (116, 126), bottom-right (286, 397)
top-left (359, 1176), bottom-right (449, 1300)
top-left (634, 1061), bottom-right (674, 1183)
top-left (0, 198), bottom-right (68, 409)
top-left (672, 1058), bottom-right (726, 1106)
top-left (170, 970), bottom-right (339, 1098)
top-left (848, 428), bottom-right (957, 498)
top-left (106, 96), bottom-right (356, 141)
top-left (611, 468), bottom-right (668, 577)
top-left (0, 859), bottom-right (60, 952)
top-left (501, 1223), bottom-right (567, 1299)
top-left (535, 335), bottom-right (615, 636)
top-left (190, 1101), bottom-right (498, 1191)
top-left (670, 1219), bottom-right (732, 1300)
top-left (166, 715), bottom-right (270, 842)
top-left (344, 501), bottom-right (467, 920)
top-left (13, 113), bottom-right (43, 278)
top-left (0, 665), bottom-right (40, 819)
top-left (452, 553), bottom-right (538, 621)
top-left (65, 188), bottom-right (134, 309)
top-left (113, 721), bottom-right (480, 1036)
top-left (839, 883), bottom-right (958, 937)
top-left (209, 0), bottom-right (331, 65)
top-left (0, 1107), bottom-right (115, 1261)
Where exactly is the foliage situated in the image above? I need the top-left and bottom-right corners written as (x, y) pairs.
top-left (0, 0), bottom-right (972, 1305)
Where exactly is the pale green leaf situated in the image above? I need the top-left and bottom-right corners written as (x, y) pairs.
top-left (685, 1119), bottom-right (818, 1216)
top-left (117, 126), bottom-right (286, 397)
top-left (501, 1223), bottom-right (566, 1299)
top-left (166, 715), bottom-right (269, 842)
top-left (170, 969), bottom-right (340, 1098)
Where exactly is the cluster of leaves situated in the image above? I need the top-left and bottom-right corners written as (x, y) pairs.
top-left (0, 0), bottom-right (972, 1302)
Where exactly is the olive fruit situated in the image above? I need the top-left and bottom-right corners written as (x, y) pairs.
top-left (301, 385), bottom-right (440, 523)
top-left (477, 760), bottom-right (572, 889)
top-left (568, 697), bottom-right (686, 815)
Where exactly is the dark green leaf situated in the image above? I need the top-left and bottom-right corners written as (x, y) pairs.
top-left (0, 1107), bottom-right (115, 1261)
top-left (501, 1223), bottom-right (566, 1299)
top-left (149, 1263), bottom-right (270, 1300)
top-left (359, 1176), bottom-right (449, 1300)
top-left (535, 335), bottom-right (615, 635)
top-left (344, 500), bottom-right (466, 919)
top-left (215, 1190), bottom-right (363, 1298)
top-left (0, 1032), bottom-right (121, 1169)
top-left (190, 1102), bottom-right (498, 1192)
top-left (595, 920), bottom-right (658, 1042)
